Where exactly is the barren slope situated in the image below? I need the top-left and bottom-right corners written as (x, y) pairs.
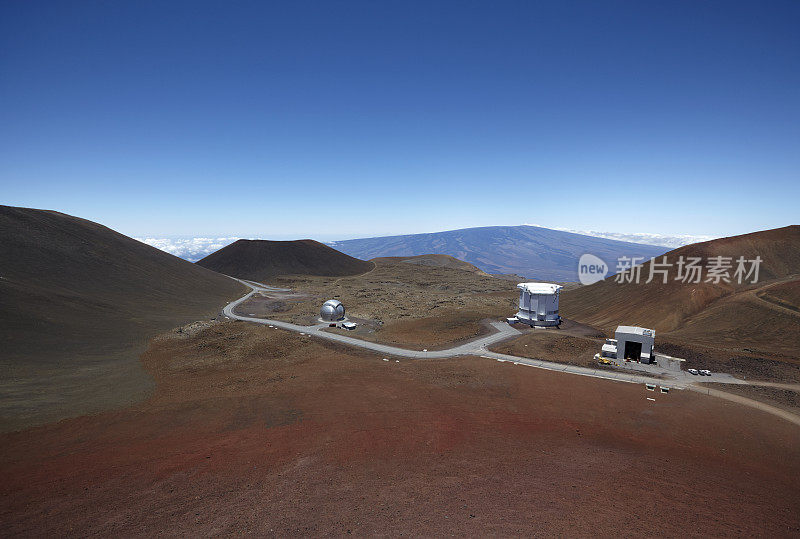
top-left (563, 226), bottom-right (799, 332)
top-left (562, 225), bottom-right (800, 378)
top-left (0, 205), bottom-right (246, 431)
top-left (2, 322), bottom-right (797, 536)
top-left (197, 239), bottom-right (374, 281)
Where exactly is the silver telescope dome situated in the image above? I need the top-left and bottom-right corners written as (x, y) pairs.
top-left (320, 299), bottom-right (345, 321)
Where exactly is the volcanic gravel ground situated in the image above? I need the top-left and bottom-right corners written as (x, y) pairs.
top-left (2, 323), bottom-right (799, 536)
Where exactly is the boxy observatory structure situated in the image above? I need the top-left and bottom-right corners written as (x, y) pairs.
top-left (601, 326), bottom-right (656, 363)
top-left (513, 282), bottom-right (563, 327)
top-left (320, 299), bottom-right (345, 322)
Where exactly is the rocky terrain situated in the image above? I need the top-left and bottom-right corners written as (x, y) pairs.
top-left (2, 321), bottom-right (798, 536)
top-left (490, 320), bottom-right (605, 368)
top-left (2, 207), bottom-right (798, 536)
top-left (370, 253), bottom-right (490, 275)
top-left (240, 259), bottom-right (519, 348)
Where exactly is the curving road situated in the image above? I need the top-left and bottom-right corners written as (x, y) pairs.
top-left (223, 279), bottom-right (688, 387)
top-left (221, 279), bottom-right (800, 427)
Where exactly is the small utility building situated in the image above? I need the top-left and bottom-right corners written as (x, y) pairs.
top-left (614, 325), bottom-right (656, 363)
top-left (515, 282), bottom-right (562, 327)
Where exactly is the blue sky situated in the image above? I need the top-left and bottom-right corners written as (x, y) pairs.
top-left (1, 1), bottom-right (798, 241)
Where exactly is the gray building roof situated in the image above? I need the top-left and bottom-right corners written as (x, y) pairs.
top-left (615, 325), bottom-right (655, 337)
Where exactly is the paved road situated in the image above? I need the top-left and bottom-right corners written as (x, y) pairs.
top-left (223, 280), bottom-right (684, 386)
top-left (221, 279), bottom-right (800, 426)
top-left (689, 385), bottom-right (800, 428)
top-left (224, 279), bottom-right (521, 359)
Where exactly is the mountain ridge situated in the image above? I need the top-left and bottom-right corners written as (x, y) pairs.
top-left (330, 225), bottom-right (668, 281)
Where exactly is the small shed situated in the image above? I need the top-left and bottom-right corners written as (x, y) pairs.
top-left (515, 282), bottom-right (562, 327)
top-left (601, 339), bottom-right (618, 358)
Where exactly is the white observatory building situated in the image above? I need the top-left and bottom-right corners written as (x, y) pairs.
top-left (514, 282), bottom-right (563, 327)
top-left (320, 299), bottom-right (345, 322)
top-left (613, 325), bottom-right (656, 363)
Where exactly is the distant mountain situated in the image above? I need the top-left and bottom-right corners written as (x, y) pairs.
top-left (330, 225), bottom-right (668, 282)
top-left (197, 239), bottom-right (374, 281)
top-left (0, 205), bottom-right (246, 431)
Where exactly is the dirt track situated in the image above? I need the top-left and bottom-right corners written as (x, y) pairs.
top-left (2, 322), bottom-right (798, 536)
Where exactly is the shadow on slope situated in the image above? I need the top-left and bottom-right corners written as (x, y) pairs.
top-left (0, 206), bottom-right (246, 431)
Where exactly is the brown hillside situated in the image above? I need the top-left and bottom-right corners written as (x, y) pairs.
top-left (0, 206), bottom-right (246, 431)
top-left (196, 239), bottom-right (374, 281)
top-left (562, 225), bottom-right (800, 377)
top-left (370, 253), bottom-right (489, 275)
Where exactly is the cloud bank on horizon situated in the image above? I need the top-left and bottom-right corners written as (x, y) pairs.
top-left (578, 231), bottom-right (716, 248)
top-left (522, 226), bottom-right (717, 249)
top-left (138, 227), bottom-right (714, 262)
top-left (136, 237), bottom-right (240, 262)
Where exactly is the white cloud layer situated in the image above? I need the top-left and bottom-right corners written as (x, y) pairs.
top-left (523, 225), bottom-right (715, 248)
top-left (565, 230), bottom-right (716, 248)
top-left (135, 237), bottom-right (240, 262)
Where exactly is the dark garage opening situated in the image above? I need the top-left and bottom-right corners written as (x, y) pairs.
top-left (624, 341), bottom-right (642, 361)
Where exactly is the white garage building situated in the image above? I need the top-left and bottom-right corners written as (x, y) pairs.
top-left (601, 325), bottom-right (656, 364)
top-left (615, 325), bottom-right (656, 363)
top-left (514, 282), bottom-right (563, 327)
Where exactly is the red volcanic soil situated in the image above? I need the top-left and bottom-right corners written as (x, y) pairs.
top-left (196, 239), bottom-right (374, 281)
top-left (1, 323), bottom-right (799, 536)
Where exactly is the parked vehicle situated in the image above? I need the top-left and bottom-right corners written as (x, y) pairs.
top-left (688, 368), bottom-right (699, 375)
top-left (700, 369), bottom-right (712, 376)
top-left (595, 353), bottom-right (613, 365)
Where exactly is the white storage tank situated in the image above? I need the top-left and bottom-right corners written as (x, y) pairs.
top-left (515, 282), bottom-right (562, 327)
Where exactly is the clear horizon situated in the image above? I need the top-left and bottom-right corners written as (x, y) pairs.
top-left (2, 1), bottom-right (798, 239)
